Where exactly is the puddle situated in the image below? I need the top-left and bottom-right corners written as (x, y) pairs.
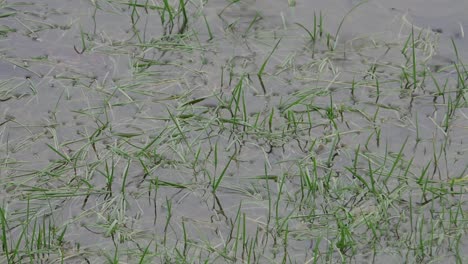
top-left (0, 0), bottom-right (467, 263)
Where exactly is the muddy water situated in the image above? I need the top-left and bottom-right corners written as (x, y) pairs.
top-left (0, 0), bottom-right (467, 263)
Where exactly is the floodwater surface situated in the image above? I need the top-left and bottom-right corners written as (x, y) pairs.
top-left (0, 0), bottom-right (467, 263)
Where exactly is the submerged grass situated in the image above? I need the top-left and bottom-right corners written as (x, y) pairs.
top-left (0, 0), bottom-right (467, 263)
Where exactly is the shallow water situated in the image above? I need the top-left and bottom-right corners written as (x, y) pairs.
top-left (0, 0), bottom-right (467, 263)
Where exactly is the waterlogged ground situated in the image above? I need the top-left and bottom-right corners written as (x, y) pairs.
top-left (0, 0), bottom-right (467, 263)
